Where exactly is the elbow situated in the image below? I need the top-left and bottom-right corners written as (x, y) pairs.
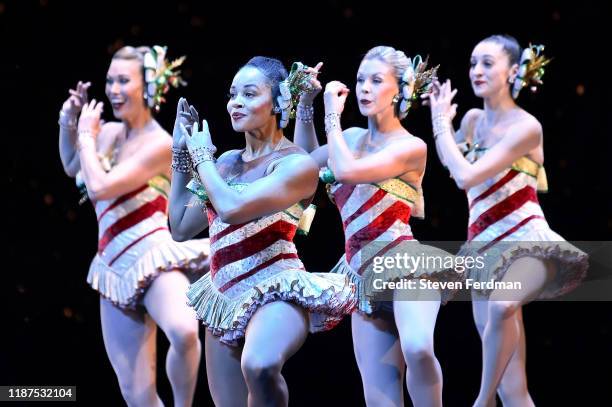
top-left (217, 206), bottom-right (243, 224)
top-left (453, 172), bottom-right (475, 190)
top-left (87, 185), bottom-right (112, 201)
top-left (63, 166), bottom-right (78, 178)
top-left (169, 217), bottom-right (189, 242)
top-left (170, 227), bottom-right (191, 242)
top-left (62, 161), bottom-right (79, 178)
top-left (332, 168), bottom-right (354, 184)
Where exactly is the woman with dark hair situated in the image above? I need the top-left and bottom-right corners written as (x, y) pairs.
top-left (427, 35), bottom-right (587, 406)
top-left (168, 56), bottom-right (355, 406)
top-left (58, 45), bottom-right (209, 407)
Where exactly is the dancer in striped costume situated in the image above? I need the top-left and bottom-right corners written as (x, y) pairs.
top-left (169, 57), bottom-right (355, 406)
top-left (294, 47), bottom-right (462, 407)
top-left (58, 46), bottom-right (209, 406)
top-left (427, 35), bottom-right (587, 406)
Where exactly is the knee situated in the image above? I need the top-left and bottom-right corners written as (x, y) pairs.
top-left (241, 353), bottom-right (283, 385)
top-left (117, 378), bottom-right (154, 407)
top-left (488, 301), bottom-right (520, 323)
top-left (166, 323), bottom-right (200, 353)
top-left (498, 378), bottom-right (530, 404)
top-left (401, 338), bottom-right (436, 365)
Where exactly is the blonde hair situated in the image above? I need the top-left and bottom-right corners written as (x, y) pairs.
top-left (363, 45), bottom-right (411, 87)
top-left (111, 45), bottom-right (151, 64)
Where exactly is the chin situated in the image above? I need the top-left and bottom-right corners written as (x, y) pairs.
top-left (472, 87), bottom-right (487, 98)
top-left (358, 106), bottom-right (371, 116)
top-left (230, 121), bottom-right (247, 132)
top-left (111, 109), bottom-right (123, 120)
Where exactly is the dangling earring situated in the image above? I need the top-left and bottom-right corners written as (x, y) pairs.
top-left (508, 76), bottom-right (515, 84)
top-left (392, 94), bottom-right (400, 103)
top-left (273, 106), bottom-right (281, 114)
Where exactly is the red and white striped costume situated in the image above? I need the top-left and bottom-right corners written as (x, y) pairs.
top-left (460, 148), bottom-right (587, 298)
top-left (186, 147), bottom-right (356, 346)
top-left (87, 174), bottom-right (210, 307)
top-left (323, 169), bottom-right (460, 313)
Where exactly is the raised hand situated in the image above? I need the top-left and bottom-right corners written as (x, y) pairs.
top-left (428, 79), bottom-right (458, 120)
top-left (62, 81), bottom-right (91, 117)
top-left (323, 80), bottom-right (350, 115)
top-left (299, 62), bottom-right (323, 105)
top-left (173, 97), bottom-right (198, 149)
top-left (78, 99), bottom-right (104, 137)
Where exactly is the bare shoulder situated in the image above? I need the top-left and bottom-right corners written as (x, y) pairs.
top-left (142, 128), bottom-right (172, 153)
top-left (518, 110), bottom-right (542, 132)
top-left (97, 121), bottom-right (124, 151)
top-left (217, 149), bottom-right (243, 163)
top-left (387, 129), bottom-right (427, 152)
top-left (343, 126), bottom-right (367, 139)
top-left (342, 126), bottom-right (368, 150)
top-left (278, 152), bottom-right (319, 174)
top-left (460, 108), bottom-right (483, 130)
top-left (510, 110), bottom-right (543, 140)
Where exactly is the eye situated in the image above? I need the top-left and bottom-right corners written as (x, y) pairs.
top-left (228, 92), bottom-right (236, 99)
top-left (244, 92), bottom-right (255, 98)
top-left (105, 77), bottom-right (113, 85)
top-left (119, 77), bottom-right (130, 84)
top-left (356, 77), bottom-right (364, 83)
top-left (469, 61), bottom-right (476, 68)
top-left (372, 78), bottom-right (382, 84)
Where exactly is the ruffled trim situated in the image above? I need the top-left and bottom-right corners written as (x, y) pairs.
top-left (87, 238), bottom-right (210, 308)
top-left (330, 256), bottom-right (375, 314)
top-left (459, 241), bottom-right (588, 299)
top-left (331, 249), bottom-right (462, 314)
top-left (186, 269), bottom-right (356, 346)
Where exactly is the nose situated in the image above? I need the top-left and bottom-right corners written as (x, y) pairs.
top-left (110, 81), bottom-right (121, 95)
top-left (471, 62), bottom-right (484, 76)
top-left (360, 81), bottom-right (371, 94)
top-left (229, 96), bottom-right (244, 109)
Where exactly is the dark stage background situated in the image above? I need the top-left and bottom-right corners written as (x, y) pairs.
top-left (2, 1), bottom-right (611, 405)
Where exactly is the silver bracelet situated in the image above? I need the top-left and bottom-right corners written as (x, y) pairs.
top-left (76, 131), bottom-right (95, 151)
top-left (296, 104), bottom-right (314, 123)
top-left (171, 147), bottom-right (192, 174)
top-left (432, 114), bottom-right (452, 140)
top-left (58, 110), bottom-right (77, 130)
top-left (324, 112), bottom-right (341, 134)
top-left (189, 146), bottom-right (217, 169)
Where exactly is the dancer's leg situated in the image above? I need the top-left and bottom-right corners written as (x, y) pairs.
top-left (143, 271), bottom-right (201, 407)
top-left (100, 298), bottom-right (163, 407)
top-left (352, 310), bottom-right (405, 407)
top-left (241, 301), bottom-right (309, 407)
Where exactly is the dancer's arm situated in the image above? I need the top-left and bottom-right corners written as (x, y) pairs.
top-left (435, 108), bottom-right (481, 168)
top-left (168, 98), bottom-right (210, 241)
top-left (58, 81), bottom-right (90, 177)
top-left (429, 80), bottom-right (541, 190)
top-left (292, 62), bottom-right (329, 168)
top-left (183, 120), bottom-right (318, 225)
top-left (77, 100), bottom-right (172, 201)
top-left (323, 81), bottom-right (426, 184)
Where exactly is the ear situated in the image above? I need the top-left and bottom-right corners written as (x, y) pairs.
top-left (508, 63), bottom-right (520, 83)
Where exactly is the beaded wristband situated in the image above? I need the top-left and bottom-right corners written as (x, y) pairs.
top-left (189, 146), bottom-right (216, 170)
top-left (296, 104), bottom-right (314, 123)
top-left (171, 147), bottom-right (192, 174)
top-left (324, 112), bottom-right (341, 134)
